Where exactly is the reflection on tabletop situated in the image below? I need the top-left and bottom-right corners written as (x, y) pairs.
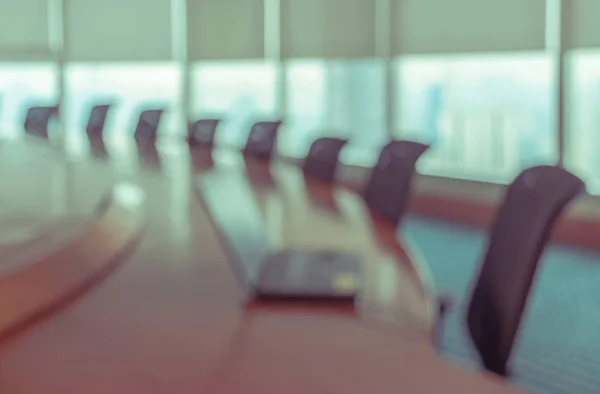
top-left (0, 139), bottom-right (527, 394)
top-left (200, 159), bottom-right (436, 336)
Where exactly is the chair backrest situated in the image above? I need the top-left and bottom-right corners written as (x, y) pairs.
top-left (363, 140), bottom-right (430, 227)
top-left (242, 120), bottom-right (283, 160)
top-left (23, 105), bottom-right (59, 139)
top-left (134, 108), bottom-right (165, 144)
top-left (302, 137), bottom-right (348, 183)
top-left (86, 104), bottom-right (112, 139)
top-left (187, 118), bottom-right (221, 146)
top-left (466, 165), bottom-right (585, 376)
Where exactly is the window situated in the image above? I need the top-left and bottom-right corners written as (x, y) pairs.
top-left (64, 63), bottom-right (182, 148)
top-left (0, 63), bottom-right (57, 139)
top-left (0, 0), bottom-right (51, 53)
top-left (190, 61), bottom-right (278, 148)
top-left (65, 0), bottom-right (173, 62)
top-left (281, 59), bottom-right (386, 166)
top-left (394, 53), bottom-right (554, 183)
top-left (279, 0), bottom-right (381, 165)
top-left (566, 50), bottom-right (600, 192)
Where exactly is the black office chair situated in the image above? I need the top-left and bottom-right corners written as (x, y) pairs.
top-left (439, 166), bottom-right (585, 377)
top-left (187, 118), bottom-right (221, 147)
top-left (86, 104), bottom-right (112, 140)
top-left (85, 104), bottom-right (112, 157)
top-left (134, 108), bottom-right (165, 145)
top-left (242, 120), bottom-right (283, 160)
top-left (302, 137), bottom-right (348, 183)
top-left (362, 140), bottom-right (430, 227)
top-left (23, 105), bottom-right (59, 139)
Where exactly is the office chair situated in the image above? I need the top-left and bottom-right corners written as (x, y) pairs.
top-left (302, 137), bottom-right (348, 183)
top-left (133, 108), bottom-right (165, 145)
top-left (86, 104), bottom-right (112, 140)
top-left (187, 118), bottom-right (221, 147)
top-left (242, 120), bottom-right (283, 160)
top-left (363, 140), bottom-right (430, 227)
top-left (85, 104), bottom-right (112, 157)
top-left (439, 165), bottom-right (585, 377)
top-left (23, 105), bottom-right (59, 139)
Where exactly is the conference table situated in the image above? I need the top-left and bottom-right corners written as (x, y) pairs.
top-left (0, 138), bottom-right (527, 393)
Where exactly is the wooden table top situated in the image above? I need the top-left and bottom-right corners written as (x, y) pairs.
top-left (0, 140), bottom-right (527, 393)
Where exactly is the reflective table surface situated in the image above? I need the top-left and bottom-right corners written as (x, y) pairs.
top-left (0, 140), bottom-right (527, 393)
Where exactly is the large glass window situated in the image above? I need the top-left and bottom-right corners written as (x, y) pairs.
top-left (395, 53), bottom-right (554, 183)
top-left (64, 63), bottom-right (182, 148)
top-left (0, 64), bottom-right (58, 139)
top-left (281, 59), bottom-right (386, 166)
top-left (190, 61), bottom-right (278, 148)
top-left (566, 50), bottom-right (600, 193)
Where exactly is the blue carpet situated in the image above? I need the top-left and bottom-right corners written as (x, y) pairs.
top-left (402, 215), bottom-right (600, 394)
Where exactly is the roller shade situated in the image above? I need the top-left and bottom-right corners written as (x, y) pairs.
top-left (65, 0), bottom-right (173, 61)
top-left (392, 0), bottom-right (547, 54)
top-left (566, 0), bottom-right (600, 49)
top-left (0, 0), bottom-right (50, 56)
top-left (188, 0), bottom-right (265, 60)
top-left (281, 0), bottom-right (377, 59)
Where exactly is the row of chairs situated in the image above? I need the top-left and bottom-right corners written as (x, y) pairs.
top-left (187, 115), bottom-right (587, 380)
top-left (299, 137), bottom-right (586, 379)
top-left (26, 101), bottom-right (587, 378)
top-left (24, 104), bottom-right (169, 142)
top-left (23, 104), bottom-right (283, 155)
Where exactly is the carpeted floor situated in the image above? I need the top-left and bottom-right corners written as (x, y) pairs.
top-left (402, 215), bottom-right (600, 394)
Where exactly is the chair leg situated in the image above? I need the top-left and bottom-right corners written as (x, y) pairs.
top-left (435, 302), bottom-right (448, 353)
top-left (435, 293), bottom-right (456, 353)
